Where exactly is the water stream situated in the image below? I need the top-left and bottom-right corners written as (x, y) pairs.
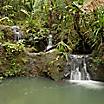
top-left (70, 54), bottom-right (90, 80)
top-left (64, 54), bottom-right (91, 80)
top-left (46, 34), bottom-right (53, 50)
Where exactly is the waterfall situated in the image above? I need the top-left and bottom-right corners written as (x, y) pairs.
top-left (46, 34), bottom-right (52, 50)
top-left (11, 26), bottom-right (23, 41)
top-left (70, 55), bottom-right (90, 80)
top-left (70, 67), bottom-right (81, 80)
top-left (64, 54), bottom-right (90, 80)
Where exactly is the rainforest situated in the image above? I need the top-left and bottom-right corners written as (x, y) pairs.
top-left (0, 0), bottom-right (104, 81)
top-left (0, 0), bottom-right (104, 104)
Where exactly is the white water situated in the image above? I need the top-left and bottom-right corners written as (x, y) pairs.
top-left (46, 34), bottom-right (52, 50)
top-left (67, 80), bottom-right (104, 89)
top-left (70, 54), bottom-right (90, 80)
top-left (11, 26), bottom-right (22, 41)
top-left (70, 67), bottom-right (81, 80)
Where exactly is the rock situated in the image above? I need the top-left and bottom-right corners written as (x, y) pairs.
top-left (90, 64), bottom-right (104, 81)
top-left (88, 57), bottom-right (104, 82)
top-left (23, 49), bottom-right (66, 80)
top-left (81, 0), bottom-right (104, 13)
top-left (0, 25), bottom-right (14, 41)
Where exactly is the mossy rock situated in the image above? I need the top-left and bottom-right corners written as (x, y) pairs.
top-left (24, 49), bottom-right (66, 80)
top-left (0, 25), bottom-right (14, 41)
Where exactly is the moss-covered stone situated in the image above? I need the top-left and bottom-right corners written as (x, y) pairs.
top-left (23, 49), bottom-right (66, 80)
top-left (0, 46), bottom-right (66, 80)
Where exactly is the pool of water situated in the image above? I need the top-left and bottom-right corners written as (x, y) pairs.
top-left (0, 77), bottom-right (104, 104)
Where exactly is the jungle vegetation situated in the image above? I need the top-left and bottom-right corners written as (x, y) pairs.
top-left (0, 0), bottom-right (104, 79)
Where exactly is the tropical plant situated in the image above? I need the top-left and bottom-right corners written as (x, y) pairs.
top-left (90, 7), bottom-right (104, 50)
top-left (2, 40), bottom-right (25, 56)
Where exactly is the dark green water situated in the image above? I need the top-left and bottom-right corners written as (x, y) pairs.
top-left (0, 77), bottom-right (104, 104)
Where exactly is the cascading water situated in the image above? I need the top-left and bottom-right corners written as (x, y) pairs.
top-left (70, 55), bottom-right (90, 80)
top-left (46, 34), bottom-right (52, 50)
top-left (11, 26), bottom-right (23, 41)
top-left (64, 54), bottom-right (90, 80)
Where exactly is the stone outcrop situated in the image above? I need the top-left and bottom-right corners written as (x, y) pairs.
top-left (23, 49), bottom-right (66, 80)
top-left (82, 0), bottom-right (104, 12)
top-left (0, 47), bottom-right (66, 80)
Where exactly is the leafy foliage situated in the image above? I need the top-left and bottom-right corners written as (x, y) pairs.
top-left (0, 0), bottom-right (104, 78)
top-left (3, 40), bottom-right (25, 55)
